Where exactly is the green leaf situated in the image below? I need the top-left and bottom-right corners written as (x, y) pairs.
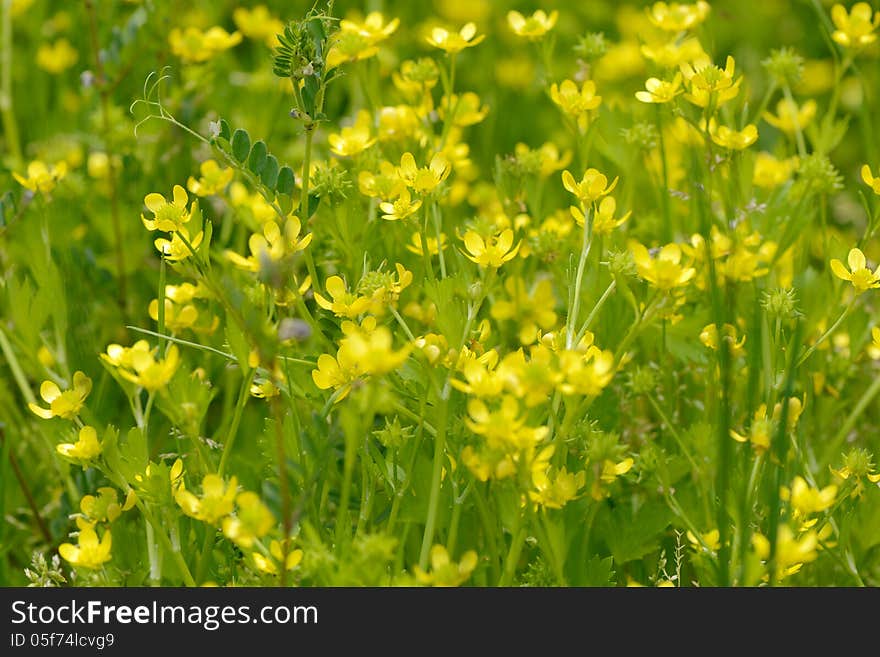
top-left (247, 140), bottom-right (268, 175)
top-left (578, 555), bottom-right (616, 586)
top-left (225, 311), bottom-right (250, 370)
top-left (276, 166), bottom-right (295, 196)
top-left (261, 154), bottom-right (279, 189)
top-left (307, 193), bottom-right (320, 219)
top-left (594, 500), bottom-right (672, 564)
top-left (218, 119), bottom-right (231, 141)
top-left (231, 128), bottom-right (251, 162)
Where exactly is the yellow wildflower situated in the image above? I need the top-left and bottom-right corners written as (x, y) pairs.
top-left (753, 152), bottom-right (798, 189)
top-left (680, 55), bottom-right (741, 108)
top-left (175, 474), bottom-right (238, 525)
top-left (56, 426), bottom-right (102, 461)
top-left (187, 160), bottom-right (234, 197)
top-left (550, 80), bottom-right (601, 130)
top-left (830, 247), bottom-right (880, 293)
top-left (36, 39), bottom-right (78, 74)
top-left (169, 26), bottom-right (242, 63)
top-left (635, 74), bottom-right (683, 103)
top-left (465, 396), bottom-right (549, 451)
top-left (752, 525), bottom-right (818, 580)
top-left (314, 276), bottom-right (372, 318)
top-left (861, 164), bottom-right (880, 194)
top-left (12, 160), bottom-right (68, 194)
top-left (490, 277), bottom-right (558, 345)
top-left (397, 152), bottom-right (451, 194)
top-left (106, 342), bottom-right (180, 391)
top-left (141, 185), bottom-right (192, 232)
top-left (154, 226), bottom-right (204, 262)
top-left (59, 520), bottom-right (112, 570)
top-left (647, 1), bottom-right (711, 32)
top-left (222, 492), bottom-right (275, 548)
top-left (29, 371), bottom-right (92, 420)
top-left (426, 23), bottom-right (485, 54)
top-left (233, 5), bottom-right (285, 48)
top-left (789, 476), bottom-right (837, 516)
top-left (225, 218), bottom-right (312, 272)
top-left (630, 242), bottom-right (696, 290)
top-left (711, 124), bottom-right (758, 150)
top-left (507, 10), bottom-right (558, 39)
top-left (700, 323), bottom-right (746, 357)
top-left (462, 228), bottom-right (521, 267)
top-left (831, 2), bottom-right (879, 49)
top-left (253, 540), bottom-right (303, 574)
top-left (414, 545), bottom-right (477, 586)
top-left (762, 99), bottom-right (817, 135)
top-left (80, 488), bottom-right (135, 524)
top-left (328, 110), bottom-right (376, 157)
top-left (406, 232), bottom-right (447, 256)
top-left (380, 188), bottom-right (422, 221)
top-left (571, 196), bottom-right (631, 234)
top-left (561, 168), bottom-right (618, 205)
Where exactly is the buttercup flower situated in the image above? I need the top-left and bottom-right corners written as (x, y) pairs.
top-left (13, 160), bottom-right (68, 193)
top-left (413, 545), bottom-right (478, 586)
top-left (831, 2), bottom-right (879, 49)
top-left (141, 185), bottom-right (192, 232)
top-left (830, 248), bottom-right (880, 293)
top-left (462, 229), bottom-right (521, 267)
top-left (187, 160), bottom-right (234, 196)
top-left (59, 520), bottom-right (112, 570)
top-left (36, 39), bottom-right (78, 74)
top-left (711, 124), bottom-right (758, 150)
top-left (169, 26), bottom-right (242, 63)
top-left (630, 242), bottom-right (696, 290)
top-left (56, 426), bottom-right (102, 461)
top-left (861, 164), bottom-right (880, 194)
top-left (635, 74), bottom-right (682, 103)
top-left (647, 1), bottom-right (711, 32)
top-left (507, 10), bottom-right (558, 39)
top-left (176, 474), bottom-right (238, 525)
top-left (561, 168), bottom-right (618, 205)
top-left (29, 371), bottom-right (92, 420)
top-left (426, 23), bottom-right (485, 54)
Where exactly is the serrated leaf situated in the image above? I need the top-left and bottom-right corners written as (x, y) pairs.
top-left (248, 140), bottom-right (268, 175)
top-left (231, 128), bottom-right (251, 162)
top-left (261, 154), bottom-right (279, 189)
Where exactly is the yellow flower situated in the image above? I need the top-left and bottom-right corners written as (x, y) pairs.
top-left (557, 345), bottom-right (615, 397)
top-left (752, 525), bottom-right (818, 580)
top-left (359, 161), bottom-right (407, 200)
top-left (397, 152), bottom-right (451, 194)
top-left (762, 99), bottom-right (817, 135)
top-left (465, 396), bottom-right (549, 451)
top-left (154, 226), bottom-right (204, 262)
top-left (635, 74), bottom-right (682, 103)
top-left (413, 545), bottom-right (478, 586)
top-left (680, 55), bottom-right (741, 108)
top-left (225, 218), bottom-right (312, 272)
top-left (641, 36), bottom-right (707, 69)
top-left (530, 461), bottom-right (585, 509)
top-left (439, 92), bottom-right (490, 127)
top-left (646, 1), bottom-right (711, 32)
top-left (312, 321), bottom-right (411, 401)
top-left (870, 326), bottom-right (880, 359)
top-left (572, 196), bottom-right (630, 235)
top-left (450, 353), bottom-right (504, 398)
top-left (507, 10), bottom-right (558, 39)
top-left (753, 152), bottom-right (798, 189)
top-left (550, 80), bottom-right (602, 130)
top-left (561, 168), bottom-right (618, 205)
top-left (109, 342), bottom-right (180, 391)
top-left (314, 276), bottom-right (372, 318)
top-left (861, 164), bottom-right (880, 195)
top-left (590, 457), bottom-right (634, 500)
top-left (831, 2), bottom-right (880, 49)
top-left (36, 39), bottom-right (78, 74)
top-left (141, 185), bottom-right (192, 232)
top-left (686, 528), bottom-right (721, 552)
top-left (630, 242), bottom-right (696, 289)
top-left (699, 323), bottom-right (746, 357)
top-left (462, 228), bottom-right (521, 267)
top-left (711, 124), bottom-right (758, 150)
top-left (328, 110), bottom-right (376, 157)
top-left (59, 520), bottom-right (112, 570)
top-left (789, 476), bottom-right (837, 516)
top-left (233, 5), bottom-right (285, 48)
top-left (406, 232), bottom-right (447, 256)
top-left (340, 11), bottom-right (400, 44)
top-left (186, 160), bottom-right (234, 197)
top-left (490, 277), bottom-right (558, 345)
top-left (80, 487), bottom-right (135, 524)
top-left (830, 247), bottom-right (880, 293)
top-left (12, 160), bottom-right (68, 193)
top-left (380, 188), bottom-right (422, 221)
top-left (175, 474), bottom-right (238, 525)
top-left (57, 426), bottom-right (102, 461)
top-left (222, 491), bottom-right (275, 548)
top-left (29, 371), bottom-right (92, 420)
top-left (253, 540), bottom-right (303, 574)
top-left (169, 26), bottom-right (242, 63)
top-left (426, 22), bottom-right (485, 54)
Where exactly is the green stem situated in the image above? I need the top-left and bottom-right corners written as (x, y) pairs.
top-left (822, 374), bottom-right (880, 467)
top-left (0, 0), bottom-right (21, 165)
top-left (574, 279), bottom-right (615, 345)
top-left (217, 368), bottom-right (256, 477)
top-left (566, 206), bottom-right (593, 349)
top-left (797, 300), bottom-right (854, 367)
top-left (646, 392), bottom-right (699, 474)
top-left (656, 105), bottom-right (672, 240)
top-left (418, 392), bottom-right (448, 569)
